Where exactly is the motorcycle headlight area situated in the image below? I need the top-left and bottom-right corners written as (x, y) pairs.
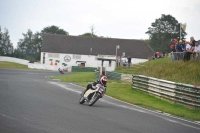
top-left (99, 88), bottom-right (105, 94)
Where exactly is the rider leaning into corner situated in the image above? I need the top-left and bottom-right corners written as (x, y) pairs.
top-left (81, 75), bottom-right (108, 96)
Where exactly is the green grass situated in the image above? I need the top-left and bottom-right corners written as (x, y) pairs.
top-left (116, 57), bottom-right (200, 86)
top-left (106, 83), bottom-right (200, 121)
top-left (0, 61), bottom-right (28, 69)
top-left (52, 72), bottom-right (95, 82)
top-left (53, 72), bottom-right (200, 121)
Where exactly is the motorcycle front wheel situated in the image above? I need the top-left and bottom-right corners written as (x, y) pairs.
top-left (79, 96), bottom-right (85, 104)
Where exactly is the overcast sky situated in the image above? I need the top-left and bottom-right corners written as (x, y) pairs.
top-left (0, 0), bottom-right (200, 48)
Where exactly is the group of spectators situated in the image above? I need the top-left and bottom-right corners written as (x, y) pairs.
top-left (170, 36), bottom-right (200, 61)
top-left (116, 56), bottom-right (132, 67)
top-left (152, 52), bottom-right (163, 60)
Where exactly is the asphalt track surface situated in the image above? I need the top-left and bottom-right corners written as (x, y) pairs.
top-left (0, 69), bottom-right (200, 133)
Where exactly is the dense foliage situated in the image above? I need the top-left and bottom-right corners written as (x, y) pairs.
top-left (146, 14), bottom-right (187, 53)
top-left (0, 27), bottom-right (13, 56)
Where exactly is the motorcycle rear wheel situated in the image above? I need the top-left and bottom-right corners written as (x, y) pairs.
top-left (88, 93), bottom-right (100, 106)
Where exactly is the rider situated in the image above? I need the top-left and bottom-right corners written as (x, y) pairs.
top-left (81, 75), bottom-right (108, 96)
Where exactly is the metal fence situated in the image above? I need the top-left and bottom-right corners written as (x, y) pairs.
top-left (71, 66), bottom-right (96, 72)
top-left (132, 75), bottom-right (200, 108)
top-left (95, 71), bottom-right (121, 80)
top-left (170, 52), bottom-right (200, 62)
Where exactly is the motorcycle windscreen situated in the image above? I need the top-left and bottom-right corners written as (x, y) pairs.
top-left (84, 89), bottom-right (97, 97)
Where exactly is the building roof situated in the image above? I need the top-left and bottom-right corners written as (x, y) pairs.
top-left (42, 34), bottom-right (155, 59)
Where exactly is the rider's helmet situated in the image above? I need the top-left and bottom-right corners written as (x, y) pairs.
top-left (100, 76), bottom-right (108, 86)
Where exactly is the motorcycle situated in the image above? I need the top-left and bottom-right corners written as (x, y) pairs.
top-left (58, 68), bottom-right (68, 74)
top-left (79, 84), bottom-right (106, 106)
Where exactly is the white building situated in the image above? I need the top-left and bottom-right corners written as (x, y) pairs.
top-left (41, 34), bottom-right (155, 71)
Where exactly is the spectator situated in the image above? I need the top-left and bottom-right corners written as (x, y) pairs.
top-left (193, 41), bottom-right (200, 59)
top-left (154, 53), bottom-right (158, 59)
top-left (181, 40), bottom-right (186, 51)
top-left (190, 36), bottom-right (196, 51)
top-left (127, 56), bottom-right (132, 67)
top-left (194, 41), bottom-right (200, 52)
top-left (185, 41), bottom-right (191, 52)
top-left (183, 41), bottom-right (192, 61)
top-left (174, 39), bottom-right (178, 52)
top-left (177, 40), bottom-right (184, 60)
top-left (177, 40), bottom-right (184, 52)
top-left (157, 52), bottom-right (161, 58)
top-left (170, 44), bottom-right (175, 52)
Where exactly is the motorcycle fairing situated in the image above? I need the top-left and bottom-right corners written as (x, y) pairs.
top-left (84, 89), bottom-right (97, 97)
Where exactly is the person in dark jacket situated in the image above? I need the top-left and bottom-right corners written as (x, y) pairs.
top-left (127, 56), bottom-right (132, 67)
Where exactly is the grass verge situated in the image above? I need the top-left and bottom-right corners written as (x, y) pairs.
top-left (52, 72), bottom-right (200, 121)
top-left (0, 61), bottom-right (28, 69)
top-left (116, 57), bottom-right (200, 86)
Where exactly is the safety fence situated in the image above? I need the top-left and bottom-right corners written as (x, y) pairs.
top-left (95, 71), bottom-right (121, 80)
top-left (132, 75), bottom-right (200, 109)
top-left (0, 56), bottom-right (29, 65)
top-left (170, 52), bottom-right (200, 62)
top-left (71, 66), bottom-right (96, 72)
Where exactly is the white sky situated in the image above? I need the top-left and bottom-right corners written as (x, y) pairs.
top-left (0, 0), bottom-right (200, 48)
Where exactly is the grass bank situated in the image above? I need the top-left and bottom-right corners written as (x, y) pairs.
top-left (116, 57), bottom-right (200, 86)
top-left (0, 61), bottom-right (28, 69)
top-left (52, 72), bottom-right (200, 121)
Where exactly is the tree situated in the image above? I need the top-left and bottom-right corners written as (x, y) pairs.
top-left (41, 25), bottom-right (69, 35)
top-left (79, 32), bottom-right (98, 37)
top-left (146, 14), bottom-right (187, 53)
top-left (0, 26), bottom-right (2, 55)
top-left (32, 32), bottom-right (42, 61)
top-left (16, 26), bottom-right (69, 61)
top-left (0, 27), bottom-right (13, 56)
top-left (17, 29), bottom-right (39, 61)
top-left (79, 24), bottom-right (98, 37)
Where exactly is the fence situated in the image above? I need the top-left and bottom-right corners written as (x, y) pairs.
top-left (132, 75), bottom-right (200, 109)
top-left (71, 66), bottom-right (96, 72)
top-left (95, 71), bottom-right (121, 80)
top-left (170, 52), bottom-right (200, 62)
top-left (0, 56), bottom-right (29, 65)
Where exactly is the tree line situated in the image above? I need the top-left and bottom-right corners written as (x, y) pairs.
top-left (0, 14), bottom-right (187, 62)
top-left (146, 14), bottom-right (187, 54)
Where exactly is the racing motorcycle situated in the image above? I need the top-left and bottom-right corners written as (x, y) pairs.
top-left (79, 84), bottom-right (106, 106)
top-left (58, 68), bottom-right (68, 74)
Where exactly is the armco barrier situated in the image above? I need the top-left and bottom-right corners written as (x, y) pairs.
top-left (132, 75), bottom-right (200, 108)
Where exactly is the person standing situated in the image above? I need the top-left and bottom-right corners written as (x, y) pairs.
top-left (127, 56), bottom-right (132, 67)
top-left (177, 40), bottom-right (184, 60)
top-left (190, 36), bottom-right (196, 51)
top-left (194, 41), bottom-right (200, 53)
top-left (183, 41), bottom-right (192, 61)
top-left (193, 41), bottom-right (200, 60)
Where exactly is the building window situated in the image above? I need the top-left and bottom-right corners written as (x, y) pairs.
top-left (48, 53), bottom-right (53, 58)
top-left (73, 54), bottom-right (81, 59)
top-left (48, 53), bottom-right (60, 58)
